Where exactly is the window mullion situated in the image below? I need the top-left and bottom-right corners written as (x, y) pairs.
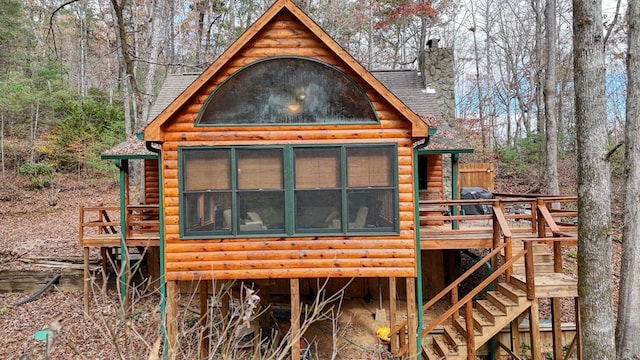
top-left (230, 149), bottom-right (238, 234)
top-left (284, 145), bottom-right (295, 236)
top-left (340, 146), bottom-right (348, 233)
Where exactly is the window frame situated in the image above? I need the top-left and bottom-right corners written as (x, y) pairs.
top-left (178, 144), bottom-right (399, 239)
top-left (195, 56), bottom-right (380, 126)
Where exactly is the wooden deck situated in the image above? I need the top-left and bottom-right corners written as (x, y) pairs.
top-left (79, 205), bottom-right (160, 248)
top-left (511, 272), bottom-right (578, 298)
top-left (79, 205), bottom-right (161, 312)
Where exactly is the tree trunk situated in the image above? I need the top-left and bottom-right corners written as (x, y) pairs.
top-left (544, 0), bottom-right (559, 195)
top-left (141, 0), bottom-right (168, 126)
top-left (573, 0), bottom-right (616, 359)
top-left (616, 0), bottom-right (640, 358)
top-left (110, 0), bottom-right (141, 135)
top-left (1, 111), bottom-right (5, 179)
top-left (531, 0), bottom-right (545, 135)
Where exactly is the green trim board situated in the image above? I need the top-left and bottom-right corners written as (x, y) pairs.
top-left (417, 148), bottom-right (474, 155)
top-left (177, 143), bottom-right (400, 239)
top-left (101, 154), bottom-right (159, 160)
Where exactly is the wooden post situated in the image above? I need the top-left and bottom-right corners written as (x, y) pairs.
top-left (553, 240), bottom-right (563, 273)
top-left (524, 240), bottom-right (536, 300)
top-left (166, 281), bottom-right (178, 360)
top-left (465, 301), bottom-right (476, 359)
top-left (529, 299), bottom-right (542, 360)
top-left (451, 283), bottom-right (459, 326)
top-left (389, 277), bottom-right (397, 351)
top-left (406, 277), bottom-right (418, 357)
top-left (199, 281), bottom-right (209, 360)
top-left (537, 198), bottom-right (546, 238)
top-left (492, 201), bottom-right (501, 289)
top-left (83, 247), bottom-right (90, 314)
top-left (551, 298), bottom-right (562, 360)
top-left (510, 318), bottom-right (522, 358)
top-left (505, 235), bottom-right (513, 282)
top-left (290, 278), bottom-right (300, 360)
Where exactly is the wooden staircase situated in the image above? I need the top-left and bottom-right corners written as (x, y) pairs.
top-left (423, 282), bottom-right (531, 360)
top-left (389, 196), bottom-right (580, 359)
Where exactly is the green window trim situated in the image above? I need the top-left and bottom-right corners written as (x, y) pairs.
top-left (178, 144), bottom-right (399, 239)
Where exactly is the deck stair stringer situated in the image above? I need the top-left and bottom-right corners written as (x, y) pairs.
top-left (423, 282), bottom-right (532, 360)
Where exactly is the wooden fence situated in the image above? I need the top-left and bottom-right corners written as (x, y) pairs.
top-left (459, 162), bottom-right (495, 191)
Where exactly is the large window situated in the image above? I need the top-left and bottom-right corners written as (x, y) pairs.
top-left (197, 57), bottom-right (378, 125)
top-left (180, 145), bottom-right (397, 238)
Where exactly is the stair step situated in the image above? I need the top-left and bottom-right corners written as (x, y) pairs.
top-left (486, 290), bottom-right (518, 313)
top-left (423, 345), bottom-right (445, 360)
top-left (476, 299), bottom-right (507, 322)
top-left (433, 334), bottom-right (456, 357)
top-left (454, 318), bottom-right (481, 338)
top-left (443, 325), bottom-right (467, 348)
top-left (497, 282), bottom-right (528, 304)
top-left (472, 308), bottom-right (493, 334)
top-left (512, 262), bottom-right (555, 274)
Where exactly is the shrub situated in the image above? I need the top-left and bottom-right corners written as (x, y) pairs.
top-left (18, 161), bottom-right (54, 189)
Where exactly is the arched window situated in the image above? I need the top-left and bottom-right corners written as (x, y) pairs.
top-left (197, 57), bottom-right (377, 125)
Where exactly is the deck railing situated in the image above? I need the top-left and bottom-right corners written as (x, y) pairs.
top-left (79, 205), bottom-right (160, 247)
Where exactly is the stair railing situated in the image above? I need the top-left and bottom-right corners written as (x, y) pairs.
top-left (420, 246), bottom-right (528, 359)
top-left (388, 243), bottom-right (531, 357)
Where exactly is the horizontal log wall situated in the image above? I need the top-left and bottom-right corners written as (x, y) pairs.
top-left (145, 159), bottom-right (159, 205)
top-left (160, 11), bottom-right (418, 281)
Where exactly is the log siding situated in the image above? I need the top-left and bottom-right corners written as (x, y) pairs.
top-left (156, 11), bottom-right (420, 281)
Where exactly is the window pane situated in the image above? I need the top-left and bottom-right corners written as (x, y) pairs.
top-left (347, 147), bottom-right (393, 187)
top-left (238, 191), bottom-right (285, 231)
top-left (237, 149), bottom-right (283, 190)
top-left (295, 190), bottom-right (341, 230)
top-left (295, 148), bottom-right (340, 189)
top-left (184, 149), bottom-right (230, 190)
top-left (185, 192), bottom-right (232, 232)
top-left (348, 189), bottom-right (395, 229)
top-left (198, 58), bottom-right (377, 125)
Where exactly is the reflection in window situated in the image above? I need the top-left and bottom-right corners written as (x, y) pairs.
top-left (183, 149), bottom-right (232, 234)
top-left (198, 57), bottom-right (377, 125)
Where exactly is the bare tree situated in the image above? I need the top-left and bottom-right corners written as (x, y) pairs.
top-left (544, 0), bottom-right (559, 194)
top-left (573, 0), bottom-right (616, 359)
top-left (616, 0), bottom-right (640, 358)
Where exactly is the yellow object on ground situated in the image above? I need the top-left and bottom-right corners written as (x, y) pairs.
top-left (376, 327), bottom-right (391, 342)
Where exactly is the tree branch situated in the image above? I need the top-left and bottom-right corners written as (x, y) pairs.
top-left (47, 0), bottom-right (84, 57)
top-left (606, 141), bottom-right (624, 161)
top-left (603, 0), bottom-right (623, 47)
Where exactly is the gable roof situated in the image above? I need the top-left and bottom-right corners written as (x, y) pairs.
top-left (144, 0), bottom-right (429, 140)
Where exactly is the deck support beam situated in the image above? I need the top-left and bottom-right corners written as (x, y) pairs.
top-left (389, 277), bottom-right (397, 348)
top-left (551, 298), bottom-right (563, 359)
top-left (83, 247), bottom-right (90, 314)
top-left (199, 281), bottom-right (210, 359)
top-left (166, 280), bottom-right (178, 360)
top-left (529, 299), bottom-right (542, 360)
top-left (406, 277), bottom-right (418, 357)
top-left (290, 278), bottom-right (301, 360)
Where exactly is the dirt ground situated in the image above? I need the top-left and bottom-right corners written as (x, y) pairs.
top-left (0, 176), bottom-right (396, 359)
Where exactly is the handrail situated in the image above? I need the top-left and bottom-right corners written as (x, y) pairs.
top-left (390, 243), bottom-right (513, 356)
top-left (420, 248), bottom-right (527, 337)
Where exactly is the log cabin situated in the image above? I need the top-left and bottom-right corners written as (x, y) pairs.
top-left (81, 0), bottom-right (581, 359)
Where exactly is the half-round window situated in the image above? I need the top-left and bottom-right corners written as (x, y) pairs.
top-left (197, 57), bottom-right (378, 125)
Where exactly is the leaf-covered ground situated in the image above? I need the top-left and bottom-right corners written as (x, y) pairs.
top-left (0, 156), bottom-right (625, 359)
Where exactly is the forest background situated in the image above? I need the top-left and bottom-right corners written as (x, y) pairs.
top-left (0, 0), bottom-right (629, 187)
